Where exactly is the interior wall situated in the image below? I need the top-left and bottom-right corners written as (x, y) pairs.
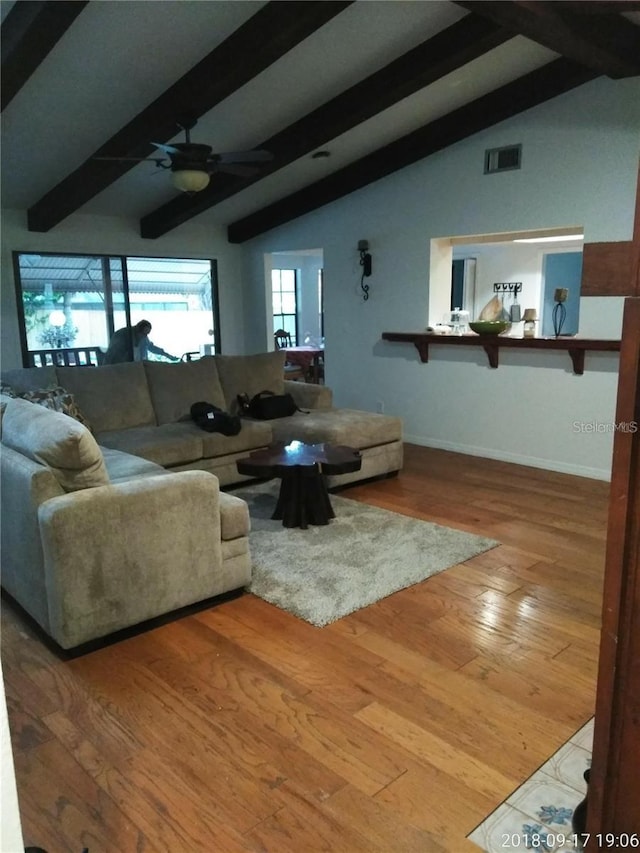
top-left (240, 76), bottom-right (640, 480)
top-left (0, 209), bottom-right (246, 369)
top-left (297, 254), bottom-right (324, 345)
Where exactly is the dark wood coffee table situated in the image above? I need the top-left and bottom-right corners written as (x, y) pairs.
top-left (236, 441), bottom-right (362, 529)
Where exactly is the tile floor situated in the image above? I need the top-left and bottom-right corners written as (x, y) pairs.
top-left (468, 718), bottom-right (593, 853)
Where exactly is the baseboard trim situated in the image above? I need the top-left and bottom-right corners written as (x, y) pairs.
top-left (404, 434), bottom-right (612, 481)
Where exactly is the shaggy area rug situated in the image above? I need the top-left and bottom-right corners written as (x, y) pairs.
top-left (233, 480), bottom-right (499, 627)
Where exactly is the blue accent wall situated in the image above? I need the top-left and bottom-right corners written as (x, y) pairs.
top-left (541, 252), bottom-right (583, 337)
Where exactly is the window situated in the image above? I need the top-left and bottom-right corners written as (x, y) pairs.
top-left (12, 253), bottom-right (220, 367)
top-left (272, 268), bottom-right (298, 343)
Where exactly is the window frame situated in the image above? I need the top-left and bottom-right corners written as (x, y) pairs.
top-left (271, 267), bottom-right (299, 345)
top-left (12, 251), bottom-right (221, 367)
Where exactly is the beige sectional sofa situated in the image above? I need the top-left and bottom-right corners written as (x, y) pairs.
top-left (0, 351), bottom-right (402, 650)
top-left (1, 350), bottom-right (403, 487)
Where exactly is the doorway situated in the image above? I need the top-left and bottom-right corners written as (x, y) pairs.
top-left (268, 250), bottom-right (324, 348)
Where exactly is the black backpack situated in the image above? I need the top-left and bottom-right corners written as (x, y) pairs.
top-left (190, 401), bottom-right (242, 436)
top-left (237, 390), bottom-right (303, 420)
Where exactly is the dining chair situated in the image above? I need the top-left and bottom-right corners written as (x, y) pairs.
top-left (274, 329), bottom-right (293, 349)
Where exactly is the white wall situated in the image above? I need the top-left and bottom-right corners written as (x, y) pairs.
top-left (0, 209), bottom-right (247, 369)
top-left (297, 254), bottom-right (324, 345)
top-left (240, 77), bottom-right (640, 480)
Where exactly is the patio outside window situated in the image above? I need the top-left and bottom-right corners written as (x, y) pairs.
top-left (13, 253), bottom-right (220, 367)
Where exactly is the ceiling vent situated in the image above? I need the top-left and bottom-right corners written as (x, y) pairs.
top-left (484, 144), bottom-right (522, 174)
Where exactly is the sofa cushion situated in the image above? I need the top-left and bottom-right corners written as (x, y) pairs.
top-left (2, 398), bottom-right (110, 492)
top-left (144, 358), bottom-right (227, 424)
top-left (100, 446), bottom-right (167, 482)
top-left (218, 492), bottom-right (251, 541)
top-left (1, 366), bottom-right (58, 393)
top-left (198, 418), bottom-right (273, 457)
top-left (215, 351), bottom-right (286, 413)
top-left (96, 423), bottom-right (204, 468)
top-left (56, 362), bottom-right (156, 432)
top-left (268, 408), bottom-right (403, 450)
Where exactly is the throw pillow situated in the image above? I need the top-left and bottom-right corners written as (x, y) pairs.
top-left (19, 386), bottom-right (93, 432)
top-left (2, 397), bottom-right (110, 492)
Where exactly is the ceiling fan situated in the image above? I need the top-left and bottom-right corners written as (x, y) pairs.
top-left (96, 119), bottom-right (274, 193)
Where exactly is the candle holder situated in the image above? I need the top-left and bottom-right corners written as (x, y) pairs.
top-left (522, 308), bottom-right (538, 338)
top-left (552, 288), bottom-right (569, 337)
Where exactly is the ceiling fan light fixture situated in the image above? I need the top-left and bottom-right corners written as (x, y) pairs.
top-left (172, 169), bottom-right (210, 193)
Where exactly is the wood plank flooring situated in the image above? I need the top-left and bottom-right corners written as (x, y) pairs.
top-left (1, 445), bottom-right (610, 852)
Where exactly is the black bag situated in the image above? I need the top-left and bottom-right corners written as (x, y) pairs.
top-left (190, 401), bottom-right (242, 436)
top-left (239, 390), bottom-right (299, 420)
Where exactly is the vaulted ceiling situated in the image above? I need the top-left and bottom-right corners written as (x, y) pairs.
top-left (2, 0), bottom-right (639, 243)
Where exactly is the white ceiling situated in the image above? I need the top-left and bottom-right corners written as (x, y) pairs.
top-left (1, 0), bottom-right (638, 238)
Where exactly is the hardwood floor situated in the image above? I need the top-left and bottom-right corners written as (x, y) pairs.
top-left (1, 445), bottom-right (610, 852)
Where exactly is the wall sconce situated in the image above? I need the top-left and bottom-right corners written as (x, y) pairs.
top-left (552, 287), bottom-right (569, 337)
top-left (358, 240), bottom-right (372, 301)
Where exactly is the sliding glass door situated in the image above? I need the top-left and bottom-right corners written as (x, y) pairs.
top-left (12, 253), bottom-right (220, 367)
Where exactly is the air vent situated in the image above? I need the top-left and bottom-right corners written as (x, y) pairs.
top-left (484, 144), bottom-right (522, 174)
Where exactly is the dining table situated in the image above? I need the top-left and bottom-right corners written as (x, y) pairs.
top-left (284, 346), bottom-right (324, 383)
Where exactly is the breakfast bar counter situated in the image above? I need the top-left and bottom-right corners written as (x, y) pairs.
top-left (381, 332), bottom-right (621, 375)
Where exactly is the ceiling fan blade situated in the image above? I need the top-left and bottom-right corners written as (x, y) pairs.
top-left (95, 156), bottom-right (169, 168)
top-left (216, 163), bottom-right (260, 177)
top-left (216, 149), bottom-right (274, 164)
top-left (151, 141), bottom-right (181, 155)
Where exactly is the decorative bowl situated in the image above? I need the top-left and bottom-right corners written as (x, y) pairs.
top-left (468, 320), bottom-right (510, 336)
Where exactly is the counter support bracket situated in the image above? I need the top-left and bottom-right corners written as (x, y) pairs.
top-left (568, 348), bottom-right (586, 375)
top-left (413, 340), bottom-right (429, 362)
top-left (483, 344), bottom-right (499, 369)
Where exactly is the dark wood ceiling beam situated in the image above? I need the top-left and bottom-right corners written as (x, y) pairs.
top-left (26, 0), bottom-right (352, 233)
top-left (1, 0), bottom-right (88, 111)
top-left (140, 14), bottom-right (513, 239)
top-left (555, 2), bottom-right (640, 13)
top-left (454, 1), bottom-right (640, 78)
top-left (226, 57), bottom-right (598, 244)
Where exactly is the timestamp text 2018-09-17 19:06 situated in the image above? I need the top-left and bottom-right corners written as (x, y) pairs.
top-left (500, 832), bottom-right (640, 849)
